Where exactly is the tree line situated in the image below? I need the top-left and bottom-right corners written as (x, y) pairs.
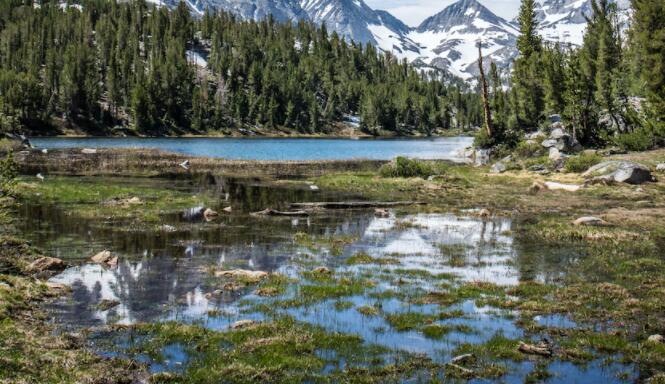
top-left (478, 0), bottom-right (665, 151)
top-left (0, 0), bottom-right (483, 136)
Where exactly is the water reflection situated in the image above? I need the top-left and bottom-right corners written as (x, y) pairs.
top-left (16, 175), bottom-right (618, 382)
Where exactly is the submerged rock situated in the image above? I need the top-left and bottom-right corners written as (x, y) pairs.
top-left (214, 269), bottom-right (269, 282)
top-left (231, 320), bottom-right (257, 329)
top-left (477, 209), bottom-right (491, 219)
top-left (573, 217), bottom-right (608, 226)
top-left (374, 208), bottom-right (390, 218)
top-left (583, 161), bottom-right (654, 185)
top-left (204, 208), bottom-right (219, 219)
top-left (91, 250), bottom-right (117, 266)
top-left (25, 257), bottom-right (66, 274)
top-left (312, 266), bottom-right (332, 275)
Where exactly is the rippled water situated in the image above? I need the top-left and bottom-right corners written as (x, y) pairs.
top-left (18, 176), bottom-right (636, 383)
top-left (30, 136), bottom-right (474, 161)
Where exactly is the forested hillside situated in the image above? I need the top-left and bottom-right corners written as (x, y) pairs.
top-left (0, 0), bottom-right (482, 136)
top-left (479, 0), bottom-right (665, 152)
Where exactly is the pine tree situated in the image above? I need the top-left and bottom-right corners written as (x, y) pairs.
top-left (630, 0), bottom-right (665, 119)
top-left (512, 0), bottom-right (544, 130)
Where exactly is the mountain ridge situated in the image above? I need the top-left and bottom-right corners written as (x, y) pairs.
top-left (152, 0), bottom-right (628, 80)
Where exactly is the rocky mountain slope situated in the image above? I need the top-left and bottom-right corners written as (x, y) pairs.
top-left (151, 0), bottom-right (630, 80)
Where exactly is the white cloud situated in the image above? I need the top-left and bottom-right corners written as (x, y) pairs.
top-left (366, 0), bottom-right (522, 27)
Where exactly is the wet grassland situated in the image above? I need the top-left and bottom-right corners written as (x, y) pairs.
top-left (3, 149), bottom-right (665, 383)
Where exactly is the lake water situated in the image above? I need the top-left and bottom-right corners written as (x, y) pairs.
top-left (30, 136), bottom-right (473, 161)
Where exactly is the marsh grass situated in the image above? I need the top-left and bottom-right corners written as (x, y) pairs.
top-left (21, 176), bottom-right (216, 224)
top-left (130, 316), bottom-right (440, 383)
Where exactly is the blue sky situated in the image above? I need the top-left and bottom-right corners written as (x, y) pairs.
top-left (365, 0), bottom-right (522, 26)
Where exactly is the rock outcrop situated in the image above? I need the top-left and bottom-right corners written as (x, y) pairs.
top-left (583, 161), bottom-right (654, 185)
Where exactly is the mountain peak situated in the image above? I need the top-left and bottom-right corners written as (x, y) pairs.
top-left (416, 0), bottom-right (506, 33)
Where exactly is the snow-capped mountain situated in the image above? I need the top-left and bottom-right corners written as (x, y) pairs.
top-left (406, 0), bottom-right (519, 78)
top-left (151, 0), bottom-right (632, 80)
top-left (148, 0), bottom-right (309, 20)
top-left (532, 0), bottom-right (631, 45)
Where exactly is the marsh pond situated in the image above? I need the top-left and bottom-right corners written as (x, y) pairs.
top-left (14, 166), bottom-right (651, 383)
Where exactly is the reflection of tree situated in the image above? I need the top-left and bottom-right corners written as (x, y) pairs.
top-left (46, 205), bottom-right (376, 327)
top-left (512, 238), bottom-right (581, 283)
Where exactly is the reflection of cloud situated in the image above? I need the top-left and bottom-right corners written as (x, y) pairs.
top-left (357, 214), bottom-right (519, 285)
top-left (50, 262), bottom-right (143, 324)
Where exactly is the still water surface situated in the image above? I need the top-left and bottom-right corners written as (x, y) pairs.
top-left (31, 136), bottom-right (473, 161)
top-left (18, 176), bottom-right (635, 382)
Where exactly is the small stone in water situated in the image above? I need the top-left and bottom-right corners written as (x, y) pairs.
top-left (231, 320), bottom-right (257, 329)
top-left (647, 334), bottom-right (664, 344)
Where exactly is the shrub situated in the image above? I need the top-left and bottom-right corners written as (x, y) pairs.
top-left (564, 152), bottom-right (603, 173)
top-left (380, 157), bottom-right (436, 179)
top-left (514, 140), bottom-right (543, 158)
top-left (0, 151), bottom-right (17, 197)
top-left (612, 119), bottom-right (665, 152)
top-left (613, 127), bottom-right (655, 152)
top-left (473, 129), bottom-right (495, 149)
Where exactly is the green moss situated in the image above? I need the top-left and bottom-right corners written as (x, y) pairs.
top-left (384, 312), bottom-right (432, 332)
top-left (345, 251), bottom-right (399, 266)
top-left (356, 305), bottom-right (380, 317)
top-left (454, 334), bottom-right (525, 362)
top-left (22, 176), bottom-right (215, 224)
top-left (421, 324), bottom-right (474, 339)
top-left (132, 316), bottom-right (399, 383)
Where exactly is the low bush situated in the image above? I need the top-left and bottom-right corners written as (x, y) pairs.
top-left (612, 121), bottom-right (665, 152)
top-left (564, 152), bottom-right (603, 173)
top-left (514, 140), bottom-right (543, 159)
top-left (0, 151), bottom-right (17, 197)
top-left (379, 157), bottom-right (436, 179)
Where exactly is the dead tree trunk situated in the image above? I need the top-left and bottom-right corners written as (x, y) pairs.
top-left (478, 43), bottom-right (493, 138)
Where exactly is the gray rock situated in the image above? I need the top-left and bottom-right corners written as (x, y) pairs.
top-left (555, 135), bottom-right (573, 151)
top-left (548, 114), bottom-right (562, 123)
top-left (474, 149), bottom-right (491, 166)
top-left (490, 161), bottom-right (507, 174)
top-left (527, 164), bottom-right (549, 174)
top-left (550, 128), bottom-right (566, 139)
top-left (548, 147), bottom-right (561, 161)
top-left (541, 139), bottom-right (558, 148)
top-left (599, 113), bottom-right (628, 133)
top-left (526, 131), bottom-right (546, 140)
top-left (656, 163), bottom-right (665, 172)
top-left (583, 161), bottom-right (654, 185)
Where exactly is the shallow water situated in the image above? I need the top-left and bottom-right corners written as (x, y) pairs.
top-left (18, 176), bottom-right (636, 382)
top-left (30, 136), bottom-right (473, 161)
